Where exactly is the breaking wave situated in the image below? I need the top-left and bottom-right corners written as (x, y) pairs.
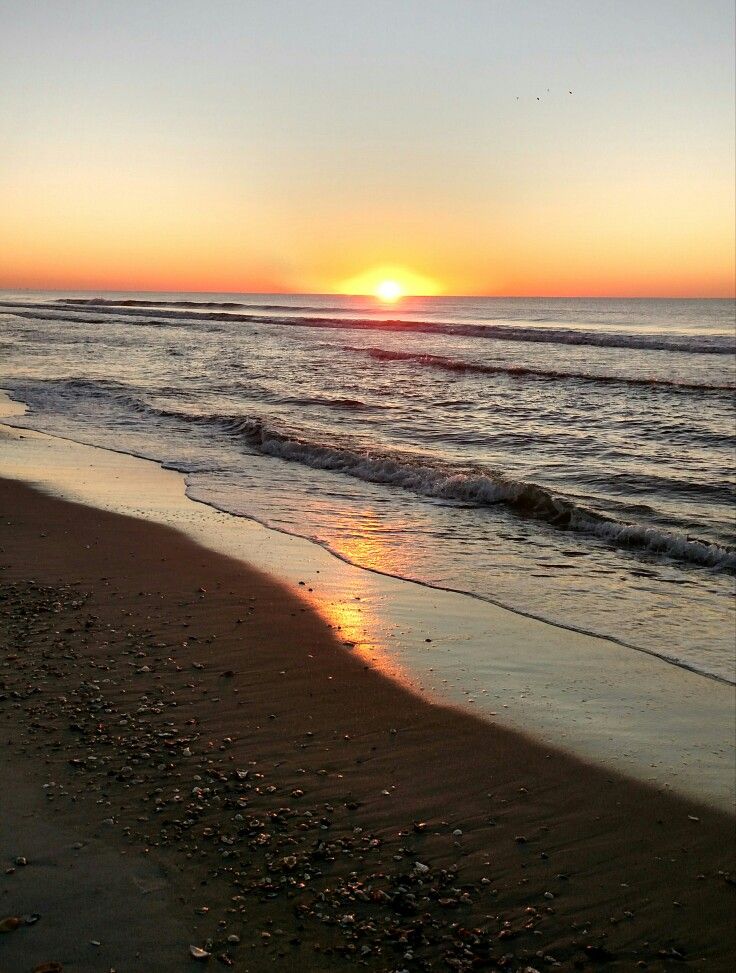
top-left (51, 384), bottom-right (732, 574)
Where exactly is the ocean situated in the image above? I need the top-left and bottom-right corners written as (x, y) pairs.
top-left (1, 291), bottom-right (734, 682)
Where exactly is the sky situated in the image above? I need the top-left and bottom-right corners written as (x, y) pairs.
top-left (0, 0), bottom-right (734, 297)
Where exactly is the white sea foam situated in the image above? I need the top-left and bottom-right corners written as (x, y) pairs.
top-left (189, 413), bottom-right (736, 573)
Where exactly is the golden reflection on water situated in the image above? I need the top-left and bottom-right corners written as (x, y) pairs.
top-left (313, 509), bottom-right (419, 689)
top-left (331, 510), bottom-right (410, 579)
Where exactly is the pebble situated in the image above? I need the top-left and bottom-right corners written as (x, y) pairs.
top-left (0, 575), bottom-right (718, 973)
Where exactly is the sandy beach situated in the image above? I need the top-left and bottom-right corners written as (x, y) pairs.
top-left (3, 1), bottom-right (735, 969)
top-left (1, 475), bottom-right (734, 972)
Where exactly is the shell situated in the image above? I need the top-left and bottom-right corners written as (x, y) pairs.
top-left (189, 945), bottom-right (211, 960)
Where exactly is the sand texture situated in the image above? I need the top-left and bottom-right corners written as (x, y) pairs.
top-left (0, 478), bottom-right (734, 972)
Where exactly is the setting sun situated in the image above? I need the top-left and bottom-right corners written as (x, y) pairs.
top-left (375, 279), bottom-right (403, 302)
top-left (338, 265), bottom-right (441, 299)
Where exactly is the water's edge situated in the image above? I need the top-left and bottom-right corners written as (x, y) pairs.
top-left (2, 393), bottom-right (734, 813)
top-left (4, 388), bottom-right (731, 687)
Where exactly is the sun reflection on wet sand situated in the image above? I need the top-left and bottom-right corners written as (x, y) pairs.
top-left (318, 580), bottom-right (413, 686)
top-left (313, 509), bottom-right (421, 688)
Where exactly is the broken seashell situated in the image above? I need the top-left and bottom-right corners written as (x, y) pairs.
top-left (0, 916), bottom-right (21, 933)
top-left (189, 944), bottom-right (211, 960)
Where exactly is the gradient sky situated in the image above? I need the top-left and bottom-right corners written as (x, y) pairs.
top-left (1, 0), bottom-right (734, 296)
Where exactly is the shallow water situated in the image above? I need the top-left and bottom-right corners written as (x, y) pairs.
top-left (1, 290), bottom-right (734, 680)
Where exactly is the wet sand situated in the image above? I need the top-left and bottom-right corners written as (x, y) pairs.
top-left (1, 416), bottom-right (733, 813)
top-left (0, 477), bottom-right (734, 972)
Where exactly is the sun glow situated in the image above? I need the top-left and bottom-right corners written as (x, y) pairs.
top-left (338, 265), bottom-right (441, 299)
top-left (375, 279), bottom-right (403, 302)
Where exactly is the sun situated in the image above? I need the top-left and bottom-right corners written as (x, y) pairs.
top-left (338, 265), bottom-right (441, 299)
top-left (375, 279), bottom-right (403, 302)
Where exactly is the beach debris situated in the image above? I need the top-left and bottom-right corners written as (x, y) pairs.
top-left (0, 916), bottom-right (22, 933)
top-left (0, 568), bottom-right (727, 973)
top-left (33, 965), bottom-right (63, 973)
top-left (15, 856), bottom-right (28, 866)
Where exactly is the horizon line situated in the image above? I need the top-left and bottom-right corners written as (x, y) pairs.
top-left (1, 285), bottom-right (734, 301)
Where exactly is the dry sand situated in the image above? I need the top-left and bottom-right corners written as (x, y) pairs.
top-left (0, 478), bottom-right (734, 972)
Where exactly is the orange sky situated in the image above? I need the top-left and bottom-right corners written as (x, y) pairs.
top-left (1, 2), bottom-right (734, 298)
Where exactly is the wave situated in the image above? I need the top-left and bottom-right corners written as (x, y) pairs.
top-left (2, 300), bottom-right (734, 355)
top-left (190, 415), bottom-right (736, 571)
top-left (349, 346), bottom-right (736, 394)
top-left (46, 383), bottom-right (730, 574)
top-left (54, 297), bottom-right (347, 313)
top-left (275, 394), bottom-right (382, 411)
top-left (7, 371), bottom-right (736, 576)
top-left (3, 309), bottom-right (202, 331)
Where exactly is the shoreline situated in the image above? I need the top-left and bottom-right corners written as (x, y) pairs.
top-left (188, 488), bottom-right (734, 687)
top-left (0, 411), bottom-right (734, 813)
top-left (3, 381), bottom-right (734, 691)
top-left (11, 400), bottom-right (732, 686)
top-left (1, 476), bottom-right (735, 971)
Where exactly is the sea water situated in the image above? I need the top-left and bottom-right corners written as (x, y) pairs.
top-left (1, 292), bottom-right (734, 681)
